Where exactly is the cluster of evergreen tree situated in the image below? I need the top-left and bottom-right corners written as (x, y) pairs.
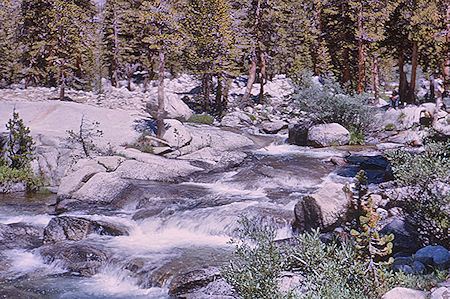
top-left (0, 0), bottom-right (448, 111)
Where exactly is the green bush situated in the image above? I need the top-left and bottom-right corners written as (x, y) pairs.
top-left (223, 217), bottom-right (426, 299)
top-left (126, 132), bottom-right (155, 154)
top-left (0, 109), bottom-right (41, 192)
top-left (187, 114), bottom-right (215, 125)
top-left (384, 123), bottom-right (396, 131)
top-left (386, 141), bottom-right (449, 248)
top-left (386, 140), bottom-right (449, 186)
top-left (222, 216), bottom-right (291, 299)
top-left (291, 77), bottom-right (375, 135)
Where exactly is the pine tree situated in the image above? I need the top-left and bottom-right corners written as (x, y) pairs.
top-left (139, 0), bottom-right (182, 136)
top-left (183, 0), bottom-right (237, 113)
top-left (0, 0), bottom-right (21, 86)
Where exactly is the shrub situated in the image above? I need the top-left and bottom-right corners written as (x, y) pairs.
top-left (384, 123), bottom-right (396, 131)
top-left (386, 141), bottom-right (449, 248)
top-left (187, 114), bottom-right (215, 125)
top-left (0, 110), bottom-right (41, 192)
top-left (291, 76), bottom-right (376, 135)
top-left (386, 140), bottom-right (449, 186)
top-left (222, 216), bottom-right (291, 299)
top-left (126, 132), bottom-right (155, 154)
top-left (66, 116), bottom-right (103, 157)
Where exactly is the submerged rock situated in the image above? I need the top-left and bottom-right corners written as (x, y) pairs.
top-left (40, 242), bottom-right (108, 276)
top-left (0, 223), bottom-right (43, 250)
top-left (43, 216), bottom-right (128, 243)
top-left (168, 266), bottom-right (222, 296)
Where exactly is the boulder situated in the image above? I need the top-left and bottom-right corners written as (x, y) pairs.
top-left (385, 129), bottom-right (427, 146)
top-left (287, 121), bottom-right (311, 146)
top-left (433, 110), bottom-right (450, 136)
top-left (57, 163), bottom-right (106, 198)
top-left (278, 271), bottom-right (304, 295)
top-left (382, 287), bottom-right (426, 299)
top-left (72, 172), bottom-right (130, 203)
top-left (414, 246), bottom-right (450, 269)
top-left (382, 103), bottom-right (436, 130)
top-left (221, 111), bottom-right (253, 128)
top-left (43, 216), bottom-right (128, 243)
top-left (179, 279), bottom-right (237, 299)
top-left (307, 123), bottom-right (350, 147)
top-left (380, 217), bottom-right (420, 255)
top-left (145, 93), bottom-right (193, 122)
top-left (168, 266), bottom-right (221, 296)
top-left (430, 287), bottom-right (449, 299)
top-left (0, 223), bottom-right (43, 250)
top-left (40, 242), bottom-right (108, 276)
top-left (162, 119), bottom-right (192, 149)
top-left (308, 180), bottom-right (349, 227)
top-left (292, 195), bottom-right (323, 233)
top-left (115, 158), bottom-right (201, 181)
top-left (262, 121), bottom-right (288, 134)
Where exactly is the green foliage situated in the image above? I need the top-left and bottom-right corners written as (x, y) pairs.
top-left (4, 109), bottom-right (35, 169)
top-left (387, 141), bottom-right (449, 247)
top-left (384, 123), bottom-right (396, 131)
top-left (66, 116), bottom-right (103, 157)
top-left (291, 76), bottom-right (375, 134)
top-left (187, 114), bottom-right (215, 125)
top-left (349, 129), bottom-right (365, 145)
top-left (126, 132), bottom-right (155, 154)
top-left (224, 217), bottom-right (420, 299)
top-left (0, 109), bottom-right (41, 192)
top-left (0, 165), bottom-right (42, 192)
top-left (222, 216), bottom-right (291, 299)
top-left (386, 140), bottom-right (449, 186)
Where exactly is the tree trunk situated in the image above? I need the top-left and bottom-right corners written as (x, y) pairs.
top-left (157, 50), bottom-right (165, 138)
top-left (241, 52), bottom-right (258, 108)
top-left (221, 76), bottom-right (232, 116)
top-left (259, 51), bottom-right (266, 104)
top-left (408, 41), bottom-right (419, 104)
top-left (342, 47), bottom-right (351, 91)
top-left (144, 51), bottom-right (155, 92)
top-left (204, 73), bottom-right (211, 113)
top-left (443, 3), bottom-right (450, 95)
top-left (357, 5), bottom-right (365, 94)
top-left (59, 64), bottom-right (65, 100)
top-left (398, 50), bottom-right (408, 106)
top-left (371, 54), bottom-right (379, 103)
top-left (215, 74), bottom-right (223, 114)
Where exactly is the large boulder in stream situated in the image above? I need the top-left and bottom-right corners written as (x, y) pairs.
top-left (0, 222), bottom-right (43, 250)
top-left (43, 216), bottom-right (128, 244)
top-left (40, 242), bottom-right (108, 276)
top-left (287, 120), bottom-right (312, 146)
top-left (292, 195), bottom-right (323, 233)
top-left (307, 123), bottom-right (350, 147)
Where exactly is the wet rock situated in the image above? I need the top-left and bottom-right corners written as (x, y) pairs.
top-left (307, 123), bottom-right (350, 147)
top-left (132, 208), bottom-right (165, 220)
top-left (287, 121), bottom-right (311, 146)
top-left (380, 217), bottom-right (420, 255)
top-left (168, 266), bottom-right (221, 296)
top-left (179, 279), bottom-right (237, 299)
top-left (262, 120), bottom-right (288, 134)
top-left (414, 246), bottom-right (450, 269)
top-left (0, 287), bottom-right (40, 299)
top-left (0, 223), bottom-right (43, 250)
top-left (43, 216), bottom-right (128, 243)
top-left (382, 287), bottom-right (426, 299)
top-left (40, 242), bottom-right (108, 276)
top-left (292, 195), bottom-right (323, 233)
top-left (330, 156), bottom-right (347, 166)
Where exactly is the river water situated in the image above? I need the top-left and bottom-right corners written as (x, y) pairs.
top-left (0, 143), bottom-right (348, 298)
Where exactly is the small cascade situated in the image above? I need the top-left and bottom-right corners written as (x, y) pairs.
top-left (0, 142), bottom-right (342, 297)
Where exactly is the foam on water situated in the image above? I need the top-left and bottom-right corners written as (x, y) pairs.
top-left (4, 249), bottom-right (65, 277)
top-left (79, 265), bottom-right (168, 298)
top-left (0, 214), bottom-right (53, 226)
top-left (254, 143), bottom-right (340, 158)
top-left (180, 181), bottom-right (266, 199)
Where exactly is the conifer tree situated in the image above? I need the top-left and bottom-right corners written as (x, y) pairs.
top-left (0, 0), bottom-right (21, 86)
top-left (139, 0), bottom-right (182, 136)
top-left (183, 0), bottom-right (237, 113)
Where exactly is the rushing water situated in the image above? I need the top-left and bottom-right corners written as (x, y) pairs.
top-left (0, 143), bottom-right (346, 298)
